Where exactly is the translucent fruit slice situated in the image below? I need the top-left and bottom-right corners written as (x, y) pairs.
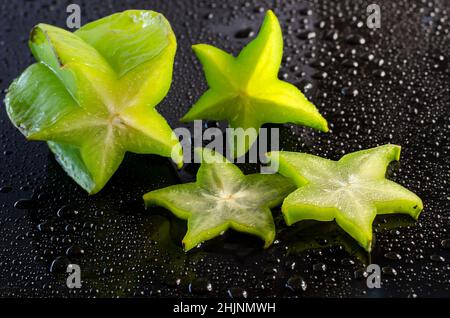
top-left (267, 144), bottom-right (423, 251)
top-left (5, 10), bottom-right (182, 194)
top-left (181, 10), bottom-right (328, 158)
top-left (143, 148), bottom-right (296, 251)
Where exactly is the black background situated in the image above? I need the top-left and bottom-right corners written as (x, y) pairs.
top-left (0, 0), bottom-right (449, 298)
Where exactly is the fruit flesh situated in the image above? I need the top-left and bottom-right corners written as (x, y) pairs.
top-left (5, 10), bottom-right (182, 194)
top-left (181, 10), bottom-right (328, 158)
top-left (144, 148), bottom-right (296, 251)
top-left (268, 145), bottom-right (423, 251)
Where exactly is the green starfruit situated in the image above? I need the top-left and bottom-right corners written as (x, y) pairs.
top-left (267, 145), bottom-right (423, 251)
top-left (181, 10), bottom-right (328, 157)
top-left (5, 10), bottom-right (182, 194)
top-left (144, 148), bottom-right (295, 251)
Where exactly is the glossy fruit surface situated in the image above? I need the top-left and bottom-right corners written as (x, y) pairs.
top-left (268, 145), bottom-right (423, 251)
top-left (182, 10), bottom-right (328, 157)
top-left (144, 148), bottom-right (295, 251)
top-left (5, 10), bottom-right (182, 194)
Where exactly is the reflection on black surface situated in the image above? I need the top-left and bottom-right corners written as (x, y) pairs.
top-left (282, 215), bottom-right (417, 265)
top-left (1, 0), bottom-right (449, 297)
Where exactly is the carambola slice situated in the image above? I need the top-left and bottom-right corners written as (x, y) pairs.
top-left (5, 10), bottom-right (182, 194)
top-left (144, 148), bottom-right (295, 251)
top-left (181, 10), bottom-right (328, 157)
top-left (267, 145), bottom-right (423, 251)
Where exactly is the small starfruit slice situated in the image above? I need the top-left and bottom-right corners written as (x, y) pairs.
top-left (143, 148), bottom-right (296, 251)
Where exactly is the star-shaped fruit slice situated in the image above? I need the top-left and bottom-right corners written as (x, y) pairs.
top-left (181, 10), bottom-right (328, 157)
top-left (143, 148), bottom-right (295, 251)
top-left (267, 145), bottom-right (423, 251)
top-left (5, 10), bottom-right (182, 194)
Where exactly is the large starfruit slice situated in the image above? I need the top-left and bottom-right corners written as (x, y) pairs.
top-left (5, 10), bottom-right (182, 194)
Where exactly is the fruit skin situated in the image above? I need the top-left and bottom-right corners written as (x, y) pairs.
top-left (267, 145), bottom-right (423, 252)
top-left (181, 10), bottom-right (328, 158)
top-left (5, 10), bottom-right (182, 194)
top-left (143, 148), bottom-right (296, 251)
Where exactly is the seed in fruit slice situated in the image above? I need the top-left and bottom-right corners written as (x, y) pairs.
top-left (180, 10), bottom-right (328, 158)
top-left (5, 10), bottom-right (182, 194)
top-left (143, 148), bottom-right (296, 251)
top-left (267, 144), bottom-right (423, 251)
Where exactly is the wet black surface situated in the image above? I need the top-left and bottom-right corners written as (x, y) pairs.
top-left (0, 0), bottom-right (449, 297)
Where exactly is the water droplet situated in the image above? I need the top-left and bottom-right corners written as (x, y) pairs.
top-left (37, 222), bottom-right (54, 233)
top-left (382, 267), bottom-right (397, 276)
top-left (354, 268), bottom-right (368, 280)
top-left (430, 254), bottom-right (445, 262)
top-left (235, 27), bottom-right (254, 39)
top-left (295, 80), bottom-right (314, 93)
top-left (0, 186), bottom-right (12, 193)
top-left (298, 31), bottom-right (316, 40)
top-left (66, 245), bottom-right (85, 258)
top-left (189, 278), bottom-right (213, 294)
top-left (57, 205), bottom-right (79, 218)
top-left (312, 71), bottom-right (328, 80)
top-left (299, 8), bottom-right (313, 16)
top-left (346, 34), bottom-right (366, 45)
top-left (309, 60), bottom-right (326, 68)
top-left (286, 275), bottom-right (307, 292)
top-left (341, 87), bottom-right (359, 97)
top-left (372, 69), bottom-right (386, 78)
top-left (227, 287), bottom-right (248, 298)
top-left (325, 30), bottom-right (339, 41)
top-left (384, 252), bottom-right (402, 260)
top-left (49, 256), bottom-right (70, 273)
top-left (313, 262), bottom-right (327, 272)
top-left (441, 239), bottom-right (450, 250)
top-left (14, 198), bottom-right (38, 210)
top-left (341, 258), bottom-right (356, 266)
top-left (342, 59), bottom-right (359, 68)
